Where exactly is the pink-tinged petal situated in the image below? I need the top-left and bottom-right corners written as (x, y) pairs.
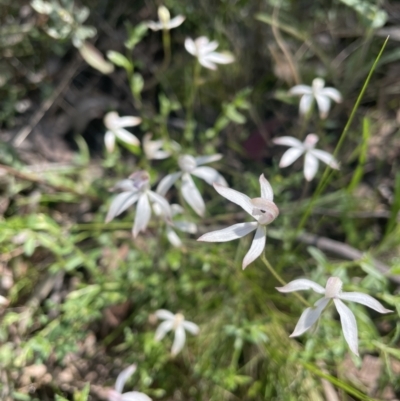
top-left (324, 276), bottom-right (343, 298)
top-left (105, 130), bottom-right (116, 153)
top-left (114, 116), bottom-right (142, 128)
top-left (314, 94), bottom-right (331, 119)
top-left (192, 166), bottom-right (227, 186)
top-left (276, 279), bottom-right (325, 294)
top-left (155, 309), bottom-right (175, 320)
top-left (333, 299), bottom-right (359, 356)
top-left (171, 325), bottom-right (186, 356)
top-left (156, 172), bottom-right (182, 196)
top-left (181, 173), bottom-right (205, 216)
top-left (194, 154), bottom-right (223, 166)
top-left (310, 149), bottom-right (339, 169)
top-left (259, 174), bottom-right (274, 201)
top-left (115, 365), bottom-right (137, 394)
top-left (272, 136), bottom-right (303, 148)
top-left (204, 52), bottom-right (235, 64)
top-left (166, 226), bottom-right (182, 247)
top-left (304, 133), bottom-right (319, 148)
top-left (250, 198), bottom-right (279, 225)
top-left (320, 87), bottom-right (342, 103)
top-left (132, 194), bottom-right (151, 237)
top-left (198, 57), bottom-right (217, 70)
top-left (147, 191), bottom-right (172, 220)
top-left (182, 320), bottom-right (200, 335)
top-left (121, 392), bottom-right (152, 401)
top-left (242, 225), bottom-right (266, 269)
top-left (289, 85), bottom-right (312, 96)
top-left (279, 147), bottom-right (304, 168)
top-left (213, 183), bottom-right (253, 216)
top-left (290, 297), bottom-right (330, 337)
top-left (146, 21), bottom-right (163, 31)
top-left (338, 292), bottom-right (393, 313)
top-left (304, 152), bottom-right (319, 181)
top-left (154, 320), bottom-right (174, 341)
top-left (299, 94), bottom-right (314, 115)
top-left (114, 128), bottom-right (140, 146)
top-left (184, 37), bottom-right (196, 55)
top-left (106, 192), bottom-right (139, 223)
top-left (198, 221), bottom-right (258, 242)
top-left (168, 15), bottom-right (185, 29)
top-left (108, 389), bottom-right (122, 401)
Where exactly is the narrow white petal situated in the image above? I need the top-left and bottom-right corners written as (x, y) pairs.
top-left (166, 226), bottom-right (182, 247)
top-left (259, 174), bottom-right (274, 201)
top-left (213, 183), bottom-right (253, 216)
top-left (181, 173), bottom-right (205, 216)
top-left (334, 299), bottom-right (359, 356)
top-left (105, 130), bottom-right (116, 152)
top-left (114, 128), bottom-right (140, 146)
top-left (194, 154), bottom-right (223, 166)
top-left (106, 192), bottom-right (139, 223)
top-left (156, 172), bottom-right (181, 196)
top-left (146, 21), bottom-right (162, 31)
top-left (290, 298), bottom-right (330, 337)
top-left (200, 39), bottom-right (219, 54)
top-left (171, 325), bottom-right (186, 356)
top-left (339, 292), bottom-right (393, 313)
top-left (279, 148), bottom-right (304, 168)
top-left (184, 37), bottom-right (196, 56)
top-left (168, 15), bottom-right (185, 29)
top-left (121, 392), bottom-right (152, 401)
top-left (114, 116), bottom-right (142, 128)
top-left (320, 87), bottom-right (342, 103)
top-left (182, 320), bottom-right (200, 335)
top-left (299, 94), bottom-right (314, 115)
top-left (314, 94), bottom-right (331, 119)
top-left (273, 136), bottom-right (303, 148)
top-left (154, 320), bottom-right (174, 341)
top-left (174, 221), bottom-right (197, 234)
top-left (304, 152), bottom-right (319, 181)
top-left (276, 279), bottom-right (325, 294)
top-left (133, 194), bottom-right (151, 237)
top-left (155, 309), bottom-right (175, 320)
top-left (198, 57), bottom-right (217, 70)
top-left (111, 179), bottom-right (137, 192)
top-left (147, 191), bottom-right (172, 220)
top-left (192, 166), bottom-right (227, 186)
top-left (242, 225), bottom-right (266, 269)
top-left (115, 365), bottom-right (137, 394)
top-left (310, 149), bottom-right (339, 169)
top-left (289, 85), bottom-right (312, 96)
top-left (204, 52), bottom-right (235, 64)
top-left (198, 221), bottom-right (258, 242)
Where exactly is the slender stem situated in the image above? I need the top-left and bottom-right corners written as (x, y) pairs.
top-left (162, 28), bottom-right (171, 70)
top-left (261, 254), bottom-right (311, 307)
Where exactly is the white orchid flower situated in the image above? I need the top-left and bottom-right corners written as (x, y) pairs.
top-left (104, 111), bottom-right (142, 153)
top-left (184, 36), bottom-right (235, 70)
top-left (146, 5), bottom-right (185, 31)
top-left (289, 78), bottom-right (342, 119)
top-left (106, 171), bottom-right (172, 238)
top-left (273, 134), bottom-right (339, 181)
top-left (156, 154), bottom-right (227, 217)
top-left (198, 174), bottom-right (279, 269)
top-left (154, 309), bottom-right (200, 356)
top-left (108, 365), bottom-right (152, 401)
top-left (142, 133), bottom-right (180, 160)
top-left (276, 277), bottom-right (393, 356)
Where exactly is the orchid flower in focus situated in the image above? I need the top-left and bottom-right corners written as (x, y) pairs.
top-left (273, 134), bottom-right (339, 181)
top-left (276, 277), bottom-right (392, 355)
top-left (198, 174), bottom-right (279, 269)
top-left (108, 365), bottom-right (152, 401)
top-left (106, 171), bottom-right (171, 237)
top-left (146, 5), bottom-right (185, 31)
top-left (104, 111), bottom-right (142, 153)
top-left (184, 36), bottom-right (234, 70)
top-left (154, 309), bottom-right (200, 356)
top-left (289, 78), bottom-right (342, 119)
top-left (156, 154), bottom-right (227, 217)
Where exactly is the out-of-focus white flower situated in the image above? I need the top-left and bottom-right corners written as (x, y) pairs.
top-left (104, 111), bottom-right (142, 153)
top-left (276, 277), bottom-right (393, 356)
top-left (154, 309), bottom-right (200, 356)
top-left (106, 171), bottom-right (172, 238)
top-left (184, 36), bottom-right (235, 70)
top-left (156, 154), bottom-right (227, 217)
top-left (142, 133), bottom-right (180, 160)
top-left (198, 174), bottom-right (279, 269)
top-left (146, 5), bottom-right (185, 31)
top-left (108, 365), bottom-right (152, 401)
top-left (273, 134), bottom-right (339, 181)
top-left (289, 78), bottom-right (342, 119)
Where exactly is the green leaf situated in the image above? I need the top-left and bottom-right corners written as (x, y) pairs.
top-left (107, 51), bottom-right (133, 73)
top-left (125, 22), bottom-right (148, 50)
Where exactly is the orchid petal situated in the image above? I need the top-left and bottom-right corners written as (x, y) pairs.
top-left (114, 128), bottom-right (140, 146)
top-left (290, 297), bottom-right (330, 337)
top-left (115, 365), bottom-right (137, 394)
top-left (321, 87), bottom-right (342, 103)
top-left (279, 147), bottom-right (304, 168)
top-left (213, 183), bottom-right (253, 215)
top-left (192, 166), bottom-right (227, 186)
top-left (259, 174), bottom-right (274, 201)
top-left (174, 221), bottom-right (197, 234)
top-left (304, 152), bottom-right (319, 181)
top-left (106, 192), bottom-right (139, 223)
top-left (273, 136), bottom-right (303, 148)
top-left (198, 221), bottom-right (258, 242)
top-left (171, 325), bottom-right (186, 356)
top-left (166, 226), bottom-right (182, 247)
top-left (204, 52), bottom-right (234, 64)
top-left (155, 309), bottom-right (175, 320)
top-left (242, 225), bottom-right (266, 269)
top-left (111, 179), bottom-right (137, 192)
top-left (182, 320), bottom-right (200, 335)
top-left (113, 116), bottom-right (142, 128)
top-left (289, 85), bottom-right (312, 96)
top-left (310, 149), bottom-right (339, 169)
top-left (334, 299), bottom-right (359, 356)
top-left (133, 194), bottom-right (151, 237)
top-left (168, 15), bottom-right (185, 29)
top-left (105, 130), bottom-right (116, 153)
top-left (181, 173), bottom-right (205, 216)
top-left (194, 154), bottom-right (223, 166)
top-left (314, 94), bottom-right (331, 119)
top-left (184, 37), bottom-right (196, 55)
top-left (339, 292), bottom-right (393, 313)
top-left (199, 39), bottom-right (219, 54)
top-left (154, 320), bottom-right (174, 341)
top-left (156, 172), bottom-right (182, 196)
top-left (121, 392), bottom-right (152, 401)
top-left (146, 21), bottom-right (163, 31)
top-left (147, 191), bottom-right (172, 220)
top-left (276, 279), bottom-right (325, 294)
top-left (198, 57), bottom-right (217, 70)
top-left (299, 94), bottom-right (314, 115)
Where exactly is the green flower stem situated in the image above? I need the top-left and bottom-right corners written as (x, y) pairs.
top-left (162, 28), bottom-right (171, 70)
